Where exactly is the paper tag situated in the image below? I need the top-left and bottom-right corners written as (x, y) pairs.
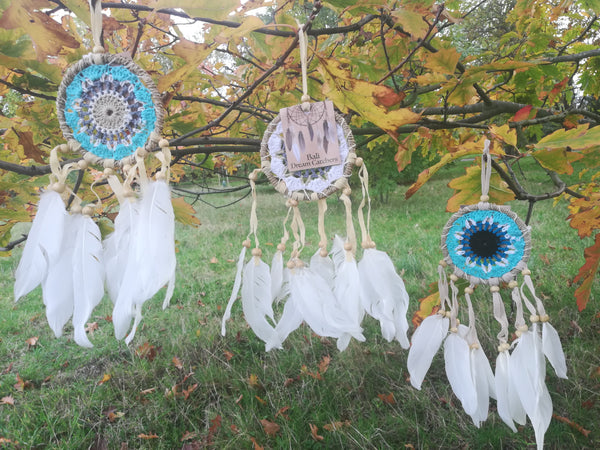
top-left (280, 100), bottom-right (341, 172)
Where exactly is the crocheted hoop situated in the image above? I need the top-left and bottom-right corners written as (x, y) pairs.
top-left (260, 109), bottom-right (356, 201)
top-left (441, 202), bottom-right (531, 286)
top-left (57, 53), bottom-right (164, 167)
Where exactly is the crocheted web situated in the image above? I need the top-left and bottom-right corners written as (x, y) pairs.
top-left (64, 64), bottom-right (156, 160)
top-left (445, 209), bottom-right (526, 280)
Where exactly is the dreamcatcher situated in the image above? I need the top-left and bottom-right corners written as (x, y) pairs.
top-left (221, 24), bottom-right (410, 352)
top-left (14, 0), bottom-right (175, 346)
top-left (407, 140), bottom-right (567, 449)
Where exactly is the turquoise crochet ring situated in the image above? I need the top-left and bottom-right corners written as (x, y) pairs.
top-left (441, 202), bottom-right (531, 285)
top-left (57, 53), bottom-right (163, 166)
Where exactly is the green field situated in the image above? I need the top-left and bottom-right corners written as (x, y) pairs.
top-left (0, 160), bottom-right (598, 449)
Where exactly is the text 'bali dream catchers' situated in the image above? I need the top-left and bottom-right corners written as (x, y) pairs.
top-left (13, 0), bottom-right (176, 347)
top-left (407, 141), bottom-right (567, 449)
top-left (221, 24), bottom-right (410, 352)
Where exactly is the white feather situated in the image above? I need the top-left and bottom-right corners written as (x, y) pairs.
top-left (358, 248), bottom-right (410, 348)
top-left (469, 346), bottom-right (492, 427)
top-left (333, 255), bottom-right (364, 331)
top-left (14, 190), bottom-right (67, 301)
top-left (71, 214), bottom-right (105, 348)
top-left (407, 313), bottom-right (449, 390)
top-left (509, 325), bottom-right (552, 450)
top-left (495, 351), bottom-right (518, 432)
top-left (270, 250), bottom-right (284, 301)
top-left (444, 332), bottom-right (477, 416)
top-left (241, 256), bottom-right (276, 343)
top-left (134, 180), bottom-right (176, 303)
top-left (309, 248), bottom-right (335, 289)
top-left (330, 235), bottom-right (346, 271)
top-left (542, 322), bottom-right (568, 379)
top-left (104, 198), bottom-right (139, 303)
top-left (266, 291), bottom-right (303, 351)
top-left (221, 245), bottom-right (247, 336)
top-left (41, 213), bottom-right (76, 338)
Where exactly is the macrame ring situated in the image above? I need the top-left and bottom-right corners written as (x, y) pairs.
top-left (57, 53), bottom-right (164, 167)
top-left (260, 109), bottom-right (356, 202)
top-left (441, 202), bottom-right (531, 285)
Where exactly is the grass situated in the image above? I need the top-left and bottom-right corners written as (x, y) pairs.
top-left (0, 158), bottom-right (598, 449)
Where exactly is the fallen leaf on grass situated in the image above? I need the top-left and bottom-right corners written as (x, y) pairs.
top-left (209, 257), bottom-right (218, 264)
top-left (182, 383), bottom-right (198, 400)
top-left (14, 374), bottom-right (33, 391)
top-left (323, 420), bottom-right (351, 431)
top-left (552, 413), bottom-right (591, 437)
top-left (378, 393), bottom-right (396, 405)
top-left (309, 424), bottom-right (324, 441)
top-left (86, 322), bottom-right (99, 335)
top-left (136, 342), bottom-right (161, 361)
top-left (224, 350), bottom-right (234, 361)
top-left (97, 373), bottom-right (111, 385)
top-left (2, 362), bottom-right (13, 374)
top-left (255, 395), bottom-right (266, 405)
top-left (249, 436), bottom-right (264, 450)
top-left (260, 419), bottom-right (280, 436)
top-left (275, 406), bottom-right (290, 420)
top-left (318, 355), bottom-right (331, 374)
top-left (173, 356), bottom-right (184, 370)
top-left (1, 396), bottom-right (15, 406)
top-left (248, 373), bottom-right (261, 388)
top-left (26, 336), bottom-right (39, 348)
top-left (138, 433), bottom-right (159, 439)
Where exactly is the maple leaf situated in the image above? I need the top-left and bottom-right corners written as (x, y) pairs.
top-left (318, 355), bottom-right (331, 375)
top-left (85, 322), bottom-right (99, 335)
top-left (13, 373), bottom-right (32, 392)
top-left (136, 342), bottom-right (161, 361)
top-left (573, 233), bottom-right (600, 311)
top-left (411, 291), bottom-right (440, 329)
top-left (1, 395), bottom-right (15, 406)
top-left (172, 197), bottom-right (201, 227)
top-left (511, 105), bottom-right (534, 122)
top-left (260, 419), bottom-right (280, 437)
top-left (309, 424), bottom-right (324, 441)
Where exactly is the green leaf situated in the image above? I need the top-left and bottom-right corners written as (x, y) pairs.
top-left (172, 197), bottom-right (201, 227)
top-left (532, 148), bottom-right (584, 175)
top-left (535, 124), bottom-right (600, 151)
top-left (424, 48), bottom-right (461, 75)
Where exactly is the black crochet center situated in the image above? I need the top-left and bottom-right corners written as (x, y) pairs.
top-left (468, 230), bottom-right (500, 258)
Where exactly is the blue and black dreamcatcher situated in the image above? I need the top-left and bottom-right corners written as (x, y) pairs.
top-left (407, 140), bottom-right (567, 449)
top-left (14, 0), bottom-right (175, 346)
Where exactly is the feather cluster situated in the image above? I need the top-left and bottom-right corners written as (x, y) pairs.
top-left (14, 171), bottom-right (176, 347)
top-left (407, 270), bottom-right (567, 450)
top-left (222, 235), bottom-right (409, 352)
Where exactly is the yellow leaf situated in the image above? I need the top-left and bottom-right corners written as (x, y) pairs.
top-left (411, 291), bottom-right (439, 329)
top-left (0, 0), bottom-right (80, 61)
top-left (424, 48), bottom-right (461, 75)
top-left (318, 57), bottom-right (420, 135)
top-left (97, 373), bottom-right (111, 385)
top-left (151, 0), bottom-right (240, 20)
top-left (392, 7), bottom-right (430, 40)
top-left (214, 16), bottom-right (265, 45)
top-left (489, 124), bottom-right (517, 147)
top-left (533, 147), bottom-right (584, 175)
top-left (446, 162), bottom-right (515, 212)
top-left (157, 39), bottom-right (212, 92)
top-left (172, 196), bottom-right (201, 227)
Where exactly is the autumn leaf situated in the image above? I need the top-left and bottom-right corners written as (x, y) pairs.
top-left (552, 413), bottom-right (591, 438)
top-left (12, 129), bottom-right (45, 163)
top-left (532, 147), bottom-right (583, 175)
top-left (248, 373), bottom-right (260, 388)
top-left (136, 342), bottom-right (161, 361)
top-left (173, 356), bottom-right (184, 370)
top-left (568, 196), bottom-right (600, 238)
top-left (152, 0), bottom-right (240, 20)
top-left (534, 124), bottom-right (600, 151)
top-left (180, 430), bottom-right (199, 442)
top-left (391, 6), bottom-right (431, 40)
top-left (85, 322), bottom-right (99, 335)
top-left (424, 48), bottom-right (461, 75)
top-left (318, 57), bottom-right (421, 135)
top-left (309, 423), bottom-right (324, 441)
top-left (446, 162), bottom-right (515, 212)
top-left (511, 105), bottom-right (534, 122)
top-left (172, 196), bottom-right (201, 227)
top-left (318, 355), bottom-right (331, 374)
top-left (412, 291), bottom-right (440, 329)
top-left (25, 336), bottom-right (38, 349)
top-left (1, 395), bottom-right (15, 406)
top-left (13, 373), bottom-right (33, 392)
top-left (378, 392), bottom-right (396, 405)
top-left (275, 406), bottom-right (290, 420)
top-left (573, 233), bottom-right (600, 311)
top-left (260, 419), bottom-right (280, 437)
top-left (138, 433), bottom-right (159, 439)
top-left (223, 350), bottom-right (234, 361)
top-left (249, 436), bottom-right (264, 450)
top-left (97, 373), bottom-right (111, 385)
top-left (489, 124), bottom-right (517, 147)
